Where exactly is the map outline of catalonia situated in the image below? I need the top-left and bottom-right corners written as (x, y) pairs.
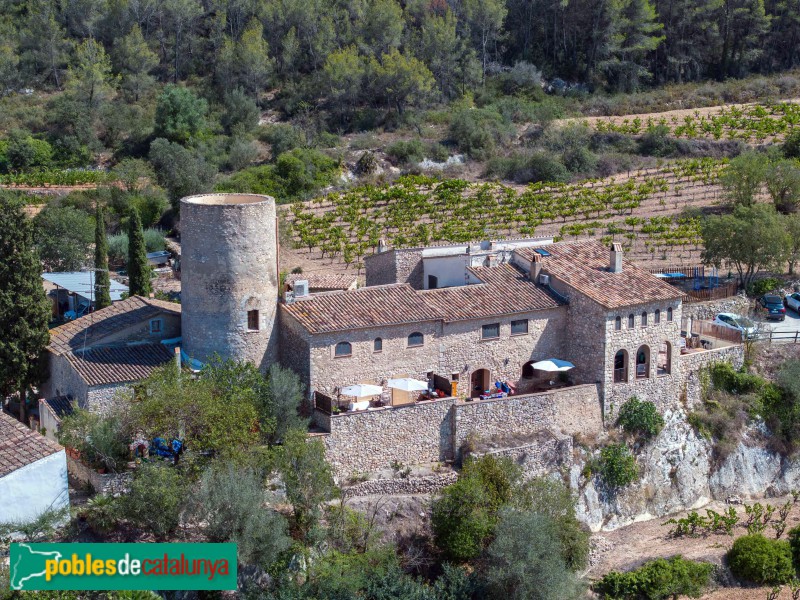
top-left (10, 544), bottom-right (62, 590)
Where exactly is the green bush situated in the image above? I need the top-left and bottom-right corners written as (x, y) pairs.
top-left (638, 125), bottom-right (680, 157)
top-left (727, 534), bottom-right (794, 585)
top-left (594, 556), bottom-right (713, 599)
top-left (596, 443), bottom-right (638, 489)
top-left (617, 396), bottom-right (664, 439)
top-left (784, 129), bottom-right (800, 159)
top-left (108, 233), bottom-right (128, 267)
top-left (787, 524), bottom-right (800, 571)
top-left (117, 463), bottom-right (188, 539)
top-left (448, 107), bottom-right (513, 160)
top-left (57, 409), bottom-right (129, 472)
top-left (386, 139), bottom-right (425, 164)
top-left (259, 123), bottom-right (306, 157)
top-left (709, 362), bottom-right (765, 395)
top-left (484, 151), bottom-right (570, 184)
top-left (748, 277), bottom-right (782, 297)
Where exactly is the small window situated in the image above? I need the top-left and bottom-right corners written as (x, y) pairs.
top-left (408, 332), bottom-right (424, 347)
top-left (667, 307), bottom-right (673, 322)
top-left (247, 309), bottom-right (259, 331)
top-left (373, 338), bottom-right (383, 353)
top-left (654, 309), bottom-right (661, 324)
top-left (614, 350), bottom-right (628, 383)
top-left (614, 316), bottom-right (621, 331)
top-left (149, 319), bottom-right (162, 334)
top-left (636, 345), bottom-right (650, 379)
top-left (335, 341), bottom-right (352, 357)
top-left (628, 314), bottom-right (635, 328)
top-left (511, 319), bottom-right (529, 335)
top-left (641, 311), bottom-right (648, 327)
top-left (428, 275), bottom-right (438, 289)
top-left (482, 323), bottom-right (500, 339)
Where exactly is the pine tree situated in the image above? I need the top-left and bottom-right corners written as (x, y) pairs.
top-left (0, 194), bottom-right (51, 424)
top-left (127, 207), bottom-right (152, 297)
top-left (94, 204), bottom-right (111, 310)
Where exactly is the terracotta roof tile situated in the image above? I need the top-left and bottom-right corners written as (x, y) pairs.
top-left (286, 273), bottom-right (358, 290)
top-left (516, 240), bottom-right (683, 309)
top-left (66, 343), bottom-right (175, 386)
top-left (41, 396), bottom-right (74, 419)
top-left (282, 264), bottom-right (563, 334)
top-left (0, 412), bottom-right (62, 478)
top-left (48, 296), bottom-right (181, 355)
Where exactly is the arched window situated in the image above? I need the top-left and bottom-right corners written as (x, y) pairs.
top-left (641, 311), bottom-right (648, 327)
top-left (614, 350), bottom-right (628, 383)
top-left (628, 314), bottom-right (635, 328)
top-left (667, 307), bottom-right (673, 321)
top-left (408, 332), bottom-right (424, 347)
top-left (636, 345), bottom-right (650, 379)
top-left (615, 316), bottom-right (622, 331)
top-left (654, 309), bottom-right (661, 324)
top-left (374, 338), bottom-right (383, 352)
top-left (334, 341), bottom-right (352, 357)
top-left (657, 341), bottom-right (671, 375)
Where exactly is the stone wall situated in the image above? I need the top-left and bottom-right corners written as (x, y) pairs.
top-left (67, 454), bottom-right (131, 496)
top-left (682, 345), bottom-right (745, 409)
top-left (364, 248), bottom-right (424, 288)
top-left (364, 250), bottom-right (398, 287)
top-left (471, 432), bottom-right (573, 479)
top-left (682, 294), bottom-right (751, 322)
top-left (453, 384), bottom-right (603, 458)
top-left (41, 352), bottom-right (89, 407)
top-left (319, 384), bottom-right (604, 476)
top-left (342, 472), bottom-right (458, 497)
top-left (322, 397), bottom-right (453, 476)
top-left (278, 308), bottom-right (311, 396)
top-left (87, 384), bottom-right (132, 414)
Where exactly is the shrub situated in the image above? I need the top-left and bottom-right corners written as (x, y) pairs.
top-left (594, 556), bottom-right (713, 599)
top-left (258, 123), bottom-right (306, 157)
top-left (787, 524), bottom-right (800, 571)
top-left (448, 107), bottom-right (513, 160)
top-left (117, 463), bottom-right (188, 539)
top-left (727, 534), bottom-right (794, 585)
top-left (596, 443), bottom-right (638, 489)
top-left (386, 139), bottom-right (425, 164)
top-left (784, 129), bottom-right (800, 159)
top-left (748, 277), bottom-right (782, 297)
top-left (108, 232), bottom-right (128, 267)
top-left (57, 409), bottom-right (129, 472)
top-left (617, 396), bottom-right (664, 439)
top-left (709, 362), bottom-right (765, 395)
top-left (638, 125), bottom-right (680, 157)
top-left (484, 151), bottom-right (570, 184)
top-left (687, 389), bottom-right (751, 464)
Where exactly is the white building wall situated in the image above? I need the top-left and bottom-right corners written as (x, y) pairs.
top-left (0, 451), bottom-right (69, 524)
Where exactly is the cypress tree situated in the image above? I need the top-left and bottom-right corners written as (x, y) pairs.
top-left (94, 203), bottom-right (112, 310)
top-left (127, 206), bottom-right (152, 297)
top-left (0, 194), bottom-right (51, 423)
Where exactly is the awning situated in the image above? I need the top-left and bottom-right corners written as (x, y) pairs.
top-left (42, 272), bottom-right (128, 302)
top-left (531, 359), bottom-right (575, 372)
top-left (340, 384), bottom-right (383, 397)
top-left (387, 378), bottom-right (429, 392)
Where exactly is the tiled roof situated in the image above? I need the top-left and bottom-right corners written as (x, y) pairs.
top-left (41, 396), bottom-right (74, 420)
top-left (516, 240), bottom-right (683, 309)
top-left (66, 343), bottom-right (175, 386)
top-left (48, 296), bottom-right (181, 355)
top-left (282, 263), bottom-right (563, 334)
top-left (0, 412), bottom-right (62, 478)
top-left (286, 273), bottom-right (358, 290)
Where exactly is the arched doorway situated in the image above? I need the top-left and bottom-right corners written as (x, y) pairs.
top-left (636, 345), bottom-right (650, 379)
top-left (471, 369), bottom-right (490, 397)
top-left (613, 350), bottom-right (628, 383)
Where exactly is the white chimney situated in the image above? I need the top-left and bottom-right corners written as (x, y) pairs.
top-left (377, 238), bottom-right (388, 253)
top-left (610, 243), bottom-right (623, 273)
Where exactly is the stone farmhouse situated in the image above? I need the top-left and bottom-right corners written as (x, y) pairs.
top-left (40, 193), bottom-right (742, 475)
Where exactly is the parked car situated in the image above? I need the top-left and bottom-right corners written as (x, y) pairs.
top-left (785, 292), bottom-right (800, 313)
top-left (758, 294), bottom-right (786, 321)
top-left (713, 313), bottom-right (757, 338)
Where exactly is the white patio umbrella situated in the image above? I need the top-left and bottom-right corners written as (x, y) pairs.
top-left (531, 358), bottom-right (575, 372)
top-left (339, 383), bottom-right (384, 397)
top-left (387, 378), bottom-right (429, 392)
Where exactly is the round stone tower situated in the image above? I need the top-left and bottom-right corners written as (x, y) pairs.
top-left (180, 193), bottom-right (279, 371)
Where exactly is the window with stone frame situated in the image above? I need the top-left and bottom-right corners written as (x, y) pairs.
top-left (614, 350), bottom-right (628, 383)
top-left (628, 314), bottom-right (635, 328)
top-left (636, 345), bottom-right (650, 378)
top-left (149, 318), bottom-right (162, 334)
top-left (247, 310), bottom-right (259, 331)
top-left (334, 341), bottom-right (352, 357)
top-left (482, 323), bottom-right (500, 339)
top-left (408, 332), bottom-right (424, 347)
top-left (641, 311), bottom-right (648, 327)
top-left (615, 316), bottom-right (622, 331)
top-left (654, 309), bottom-right (661, 324)
top-left (657, 341), bottom-right (671, 375)
top-left (511, 319), bottom-right (529, 335)
top-left (373, 338), bottom-right (383, 352)
top-left (667, 307), bottom-right (673, 321)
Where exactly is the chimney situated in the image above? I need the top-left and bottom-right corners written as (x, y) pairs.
top-left (174, 346), bottom-right (181, 375)
top-left (531, 253), bottom-right (542, 280)
top-left (610, 243), bottom-right (623, 273)
top-left (377, 238), bottom-right (388, 253)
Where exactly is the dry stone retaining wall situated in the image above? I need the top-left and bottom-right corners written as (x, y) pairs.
top-left (342, 472), bottom-right (458, 497)
top-left (471, 433), bottom-right (573, 479)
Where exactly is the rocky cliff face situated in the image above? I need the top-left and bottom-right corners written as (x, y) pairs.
top-left (574, 409), bottom-right (800, 532)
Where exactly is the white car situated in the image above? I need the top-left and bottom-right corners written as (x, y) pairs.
top-left (785, 292), bottom-right (800, 313)
top-left (713, 313), bottom-right (757, 339)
